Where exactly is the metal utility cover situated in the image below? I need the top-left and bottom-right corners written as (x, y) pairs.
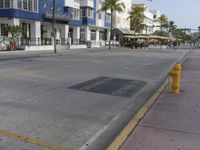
top-left (70, 77), bottom-right (147, 97)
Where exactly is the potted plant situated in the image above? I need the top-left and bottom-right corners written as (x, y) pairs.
top-left (4, 25), bottom-right (22, 51)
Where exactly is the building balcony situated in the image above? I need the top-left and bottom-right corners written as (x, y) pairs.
top-left (0, 8), bottom-right (40, 20)
top-left (82, 17), bottom-right (96, 25)
top-left (105, 22), bottom-right (111, 28)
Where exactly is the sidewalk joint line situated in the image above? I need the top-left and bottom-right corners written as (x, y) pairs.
top-left (182, 80), bottom-right (200, 83)
top-left (138, 125), bottom-right (200, 136)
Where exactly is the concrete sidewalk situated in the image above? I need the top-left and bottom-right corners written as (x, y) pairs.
top-left (120, 49), bottom-right (200, 150)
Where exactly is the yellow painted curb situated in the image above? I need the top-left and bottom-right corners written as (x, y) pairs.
top-left (0, 130), bottom-right (69, 150)
top-left (106, 79), bottom-right (169, 150)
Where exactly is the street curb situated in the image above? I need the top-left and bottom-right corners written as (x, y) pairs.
top-left (106, 49), bottom-right (191, 150)
top-left (106, 79), bottom-right (168, 150)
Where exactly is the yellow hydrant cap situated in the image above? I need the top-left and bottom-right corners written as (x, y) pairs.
top-left (173, 64), bottom-right (181, 70)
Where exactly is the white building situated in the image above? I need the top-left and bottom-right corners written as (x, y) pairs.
top-left (143, 7), bottom-right (154, 34)
top-left (113, 0), bottom-right (131, 30)
top-left (132, 4), bottom-right (161, 35)
top-left (80, 0), bottom-right (112, 47)
top-left (150, 10), bottom-right (161, 32)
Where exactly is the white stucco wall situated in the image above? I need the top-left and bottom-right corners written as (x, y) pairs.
top-left (150, 10), bottom-right (161, 32)
top-left (96, 0), bottom-right (105, 28)
top-left (64, 0), bottom-right (80, 9)
top-left (114, 0), bottom-right (132, 30)
top-left (80, 0), bottom-right (93, 8)
top-left (132, 4), bottom-right (157, 34)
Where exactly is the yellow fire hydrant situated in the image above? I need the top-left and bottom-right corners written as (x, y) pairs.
top-left (169, 63), bottom-right (181, 94)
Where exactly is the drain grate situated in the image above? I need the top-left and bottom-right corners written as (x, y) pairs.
top-left (70, 77), bottom-right (147, 97)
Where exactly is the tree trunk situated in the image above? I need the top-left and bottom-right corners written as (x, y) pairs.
top-left (109, 10), bottom-right (113, 50)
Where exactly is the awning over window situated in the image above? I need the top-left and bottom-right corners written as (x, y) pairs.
top-left (123, 35), bottom-right (170, 40)
top-left (112, 28), bottom-right (135, 35)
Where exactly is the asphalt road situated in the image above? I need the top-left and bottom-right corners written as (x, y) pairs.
top-left (0, 48), bottom-right (189, 150)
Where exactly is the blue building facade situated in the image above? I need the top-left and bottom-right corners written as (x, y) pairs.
top-left (0, 0), bottom-right (111, 47)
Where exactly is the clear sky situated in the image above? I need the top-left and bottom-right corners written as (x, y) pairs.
top-left (132, 0), bottom-right (200, 30)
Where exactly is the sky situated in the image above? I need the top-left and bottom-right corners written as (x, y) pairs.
top-left (132, 0), bottom-right (200, 30)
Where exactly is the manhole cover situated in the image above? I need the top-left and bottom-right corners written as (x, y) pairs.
top-left (70, 77), bottom-right (147, 97)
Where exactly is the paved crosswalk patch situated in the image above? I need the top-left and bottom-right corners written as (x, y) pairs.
top-left (70, 77), bottom-right (147, 97)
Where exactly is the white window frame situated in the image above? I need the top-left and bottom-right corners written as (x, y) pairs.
top-left (17, 0), bottom-right (38, 12)
top-left (87, 8), bottom-right (93, 18)
top-left (106, 14), bottom-right (111, 22)
top-left (0, 0), bottom-right (12, 8)
top-left (0, 0), bottom-right (38, 12)
top-left (72, 9), bottom-right (81, 20)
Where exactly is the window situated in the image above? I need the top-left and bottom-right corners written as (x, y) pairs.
top-left (81, 8), bottom-right (86, 17)
top-left (87, 8), bottom-right (93, 18)
top-left (74, 0), bottom-right (79, 3)
top-left (99, 31), bottom-right (105, 40)
top-left (0, 24), bottom-right (7, 36)
top-left (81, 7), bottom-right (93, 18)
top-left (91, 30), bottom-right (96, 40)
top-left (28, 0), bottom-right (32, 11)
top-left (106, 14), bottom-right (111, 22)
top-left (0, 0), bottom-right (37, 11)
top-left (17, 0), bottom-right (22, 9)
top-left (0, 0), bottom-right (3, 8)
top-left (80, 28), bottom-right (85, 41)
top-left (72, 9), bottom-right (81, 20)
top-left (5, 0), bottom-right (10, 8)
top-left (98, 12), bottom-right (102, 19)
top-left (0, 0), bottom-right (12, 8)
top-left (33, 0), bottom-right (37, 11)
top-left (16, 0), bottom-right (38, 12)
top-left (23, 0), bottom-right (27, 10)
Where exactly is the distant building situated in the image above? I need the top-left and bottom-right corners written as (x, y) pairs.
top-left (132, 4), bottom-right (153, 35)
top-left (132, 4), bottom-right (161, 35)
top-left (192, 32), bottom-right (199, 40)
top-left (150, 10), bottom-right (161, 33)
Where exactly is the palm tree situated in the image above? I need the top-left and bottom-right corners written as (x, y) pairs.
top-left (98, 0), bottom-right (125, 49)
top-left (127, 5), bottom-right (146, 33)
top-left (156, 14), bottom-right (169, 31)
top-left (169, 21), bottom-right (177, 32)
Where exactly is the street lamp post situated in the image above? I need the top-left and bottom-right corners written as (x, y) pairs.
top-left (52, 0), bottom-right (57, 53)
top-left (198, 26), bottom-right (200, 48)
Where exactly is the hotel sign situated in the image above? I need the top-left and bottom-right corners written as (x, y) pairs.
top-left (43, 12), bottom-right (70, 21)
